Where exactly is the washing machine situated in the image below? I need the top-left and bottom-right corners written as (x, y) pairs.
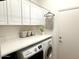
top-left (42, 37), bottom-right (53, 59)
top-left (17, 42), bottom-right (44, 59)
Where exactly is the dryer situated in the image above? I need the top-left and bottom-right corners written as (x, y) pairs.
top-left (42, 37), bottom-right (53, 59)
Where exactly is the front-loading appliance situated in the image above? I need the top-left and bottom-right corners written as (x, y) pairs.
top-left (17, 43), bottom-right (43, 59)
top-left (42, 37), bottom-right (53, 59)
top-left (2, 37), bottom-right (53, 59)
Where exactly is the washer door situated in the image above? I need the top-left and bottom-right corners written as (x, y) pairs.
top-left (45, 45), bottom-right (53, 59)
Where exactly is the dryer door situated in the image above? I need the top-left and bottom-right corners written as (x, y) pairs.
top-left (45, 45), bottom-right (53, 59)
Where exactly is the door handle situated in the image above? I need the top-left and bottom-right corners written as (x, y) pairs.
top-left (59, 36), bottom-right (63, 43)
top-left (59, 36), bottom-right (62, 39)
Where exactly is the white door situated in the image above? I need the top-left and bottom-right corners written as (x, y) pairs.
top-left (0, 1), bottom-right (7, 25)
top-left (31, 3), bottom-right (44, 25)
top-left (22, 0), bottom-right (30, 25)
top-left (57, 9), bottom-right (79, 59)
top-left (7, 0), bottom-right (21, 25)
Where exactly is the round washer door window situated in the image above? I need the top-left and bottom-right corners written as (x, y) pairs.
top-left (46, 46), bottom-right (53, 59)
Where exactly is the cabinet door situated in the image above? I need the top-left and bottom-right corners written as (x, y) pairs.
top-left (0, 1), bottom-right (7, 25)
top-left (7, 0), bottom-right (21, 25)
top-left (31, 3), bottom-right (44, 25)
top-left (22, 0), bottom-right (30, 25)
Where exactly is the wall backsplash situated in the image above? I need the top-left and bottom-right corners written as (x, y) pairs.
top-left (0, 25), bottom-right (42, 44)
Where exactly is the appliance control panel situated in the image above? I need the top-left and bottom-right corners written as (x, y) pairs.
top-left (38, 45), bottom-right (42, 49)
top-left (22, 44), bottom-right (42, 58)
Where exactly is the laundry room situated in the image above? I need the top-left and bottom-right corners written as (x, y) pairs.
top-left (1, 0), bottom-right (79, 59)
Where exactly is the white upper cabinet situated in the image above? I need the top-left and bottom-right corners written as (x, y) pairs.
top-left (7, 0), bottom-right (21, 25)
top-left (22, 0), bottom-right (30, 25)
top-left (0, 1), bottom-right (7, 25)
top-left (0, 0), bottom-right (47, 25)
top-left (31, 3), bottom-right (45, 25)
